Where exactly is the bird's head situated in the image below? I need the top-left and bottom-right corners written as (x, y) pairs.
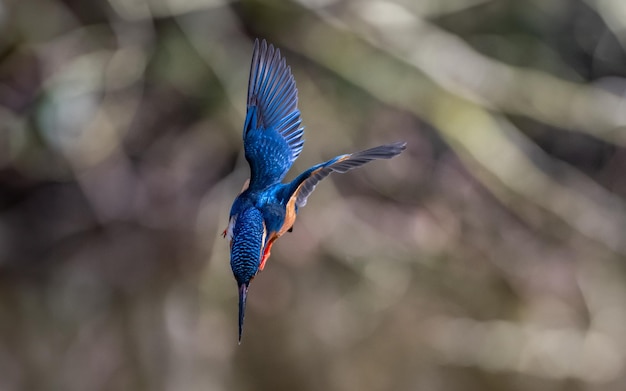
top-left (226, 206), bottom-right (266, 343)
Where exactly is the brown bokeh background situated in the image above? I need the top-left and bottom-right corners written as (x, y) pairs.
top-left (1, 0), bottom-right (626, 390)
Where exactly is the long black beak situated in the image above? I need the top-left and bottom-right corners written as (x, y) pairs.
top-left (238, 283), bottom-right (249, 344)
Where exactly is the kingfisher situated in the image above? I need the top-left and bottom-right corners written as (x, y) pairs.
top-left (225, 39), bottom-right (406, 342)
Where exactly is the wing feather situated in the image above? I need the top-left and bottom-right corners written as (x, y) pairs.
top-left (244, 39), bottom-right (305, 190)
top-left (287, 142), bottom-right (407, 207)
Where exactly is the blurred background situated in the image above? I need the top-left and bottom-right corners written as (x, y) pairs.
top-left (1, 0), bottom-right (626, 390)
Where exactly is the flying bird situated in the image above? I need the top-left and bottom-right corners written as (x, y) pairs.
top-left (225, 39), bottom-right (406, 342)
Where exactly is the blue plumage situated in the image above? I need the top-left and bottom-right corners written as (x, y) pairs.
top-left (226, 39), bottom-right (407, 343)
top-left (230, 206), bottom-right (264, 342)
top-left (230, 207), bottom-right (264, 286)
top-left (243, 39), bottom-right (304, 190)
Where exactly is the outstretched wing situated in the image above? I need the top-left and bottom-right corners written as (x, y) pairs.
top-left (243, 39), bottom-right (305, 190)
top-left (286, 142), bottom-right (407, 208)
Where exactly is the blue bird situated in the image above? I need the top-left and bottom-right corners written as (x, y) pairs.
top-left (225, 39), bottom-right (406, 342)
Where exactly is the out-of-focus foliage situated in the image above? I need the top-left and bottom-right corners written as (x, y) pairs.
top-left (0, 0), bottom-right (625, 390)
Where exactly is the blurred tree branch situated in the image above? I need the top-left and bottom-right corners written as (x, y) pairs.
top-left (585, 0), bottom-right (626, 50)
top-left (252, 1), bottom-right (626, 256)
top-left (323, 1), bottom-right (626, 146)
